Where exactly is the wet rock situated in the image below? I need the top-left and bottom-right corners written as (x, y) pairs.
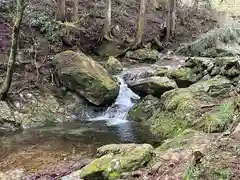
top-left (127, 95), bottom-right (161, 122)
top-left (105, 56), bottom-right (123, 74)
top-left (62, 144), bottom-right (154, 180)
top-left (122, 66), bottom-right (155, 82)
top-left (127, 76), bottom-right (178, 98)
top-left (55, 50), bottom-right (120, 106)
top-left (125, 49), bottom-right (163, 63)
top-left (167, 67), bottom-right (198, 88)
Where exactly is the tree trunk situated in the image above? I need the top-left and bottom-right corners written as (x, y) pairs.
top-left (0, 0), bottom-right (25, 100)
top-left (102, 0), bottom-right (112, 40)
top-left (166, 0), bottom-right (176, 42)
top-left (73, 0), bottom-right (78, 22)
top-left (134, 0), bottom-right (146, 47)
top-left (56, 0), bottom-right (66, 22)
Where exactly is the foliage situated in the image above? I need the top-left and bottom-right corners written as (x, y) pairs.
top-left (28, 11), bottom-right (62, 43)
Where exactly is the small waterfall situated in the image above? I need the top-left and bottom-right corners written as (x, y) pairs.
top-left (89, 74), bottom-right (139, 125)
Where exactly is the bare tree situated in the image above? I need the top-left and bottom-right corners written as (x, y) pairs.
top-left (0, 0), bottom-right (26, 100)
top-left (166, 0), bottom-right (176, 41)
top-left (133, 0), bottom-right (146, 47)
top-left (73, 0), bottom-right (78, 22)
top-left (102, 0), bottom-right (112, 40)
top-left (56, 0), bottom-right (66, 22)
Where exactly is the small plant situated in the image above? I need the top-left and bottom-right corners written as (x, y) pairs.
top-left (183, 166), bottom-right (200, 180)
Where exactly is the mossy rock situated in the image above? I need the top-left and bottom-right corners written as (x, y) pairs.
top-left (125, 49), bottom-right (162, 63)
top-left (105, 56), bottom-right (123, 75)
top-left (154, 67), bottom-right (169, 77)
top-left (193, 99), bottom-right (235, 133)
top-left (55, 50), bottom-right (120, 106)
top-left (167, 67), bottom-right (198, 88)
top-left (127, 76), bottom-right (178, 98)
top-left (189, 75), bottom-right (232, 97)
top-left (62, 144), bottom-right (154, 180)
top-left (127, 95), bottom-right (161, 122)
top-left (145, 77), bottom-right (236, 138)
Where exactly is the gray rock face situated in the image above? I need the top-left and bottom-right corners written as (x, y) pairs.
top-left (127, 76), bottom-right (178, 98)
top-left (126, 49), bottom-right (163, 63)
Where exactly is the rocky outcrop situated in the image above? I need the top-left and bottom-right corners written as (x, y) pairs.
top-left (126, 49), bottom-right (163, 63)
top-left (105, 56), bottom-right (123, 74)
top-left (127, 76), bottom-right (178, 98)
top-left (55, 50), bottom-right (120, 106)
top-left (62, 144), bottom-right (154, 180)
top-left (146, 76), bottom-right (235, 138)
top-left (127, 95), bottom-right (161, 122)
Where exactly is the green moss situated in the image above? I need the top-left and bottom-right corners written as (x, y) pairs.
top-left (195, 100), bottom-right (235, 132)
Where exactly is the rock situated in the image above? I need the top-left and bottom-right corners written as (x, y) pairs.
top-left (62, 144), bottom-right (154, 180)
top-left (105, 56), bottom-right (123, 74)
top-left (122, 66), bottom-right (155, 82)
top-left (0, 168), bottom-right (25, 180)
top-left (232, 123), bottom-right (240, 141)
top-left (167, 67), bottom-right (198, 88)
top-left (125, 49), bottom-right (162, 63)
top-left (145, 77), bottom-right (235, 138)
top-left (127, 76), bottom-right (178, 98)
top-left (0, 101), bottom-right (21, 134)
top-left (153, 67), bottom-right (169, 77)
top-left (189, 75), bottom-right (233, 97)
top-left (55, 50), bottom-right (120, 106)
top-left (127, 95), bottom-right (161, 122)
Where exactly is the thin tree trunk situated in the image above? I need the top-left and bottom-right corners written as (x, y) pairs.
top-left (166, 0), bottom-right (176, 42)
top-left (56, 0), bottom-right (66, 22)
top-left (134, 0), bottom-right (146, 47)
top-left (73, 0), bottom-right (78, 22)
top-left (103, 0), bottom-right (112, 40)
top-left (0, 0), bottom-right (25, 100)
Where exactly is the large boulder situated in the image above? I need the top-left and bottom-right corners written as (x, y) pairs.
top-left (145, 76), bottom-right (235, 138)
top-left (62, 144), bottom-right (154, 180)
top-left (105, 56), bottom-right (123, 75)
top-left (55, 50), bottom-right (120, 106)
top-left (127, 76), bottom-right (178, 98)
top-left (127, 95), bottom-right (161, 122)
top-left (125, 49), bottom-right (162, 63)
top-left (122, 66), bottom-right (155, 82)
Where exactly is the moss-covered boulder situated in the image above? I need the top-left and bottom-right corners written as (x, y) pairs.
top-left (125, 49), bottom-right (162, 63)
top-left (189, 75), bottom-right (233, 97)
top-left (62, 144), bottom-right (154, 180)
top-left (127, 95), bottom-right (161, 122)
top-left (105, 56), bottom-right (123, 75)
top-left (145, 76), bottom-right (235, 138)
top-left (55, 50), bottom-right (120, 106)
top-left (167, 67), bottom-right (198, 88)
top-left (127, 76), bottom-right (178, 98)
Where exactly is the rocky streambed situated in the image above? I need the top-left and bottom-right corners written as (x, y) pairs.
top-left (1, 46), bottom-right (240, 179)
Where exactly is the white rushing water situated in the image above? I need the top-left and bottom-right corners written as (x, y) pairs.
top-left (88, 74), bottom-right (140, 141)
top-left (89, 74), bottom-right (139, 125)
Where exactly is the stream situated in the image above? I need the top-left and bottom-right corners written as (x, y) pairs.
top-left (0, 71), bottom-right (162, 178)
